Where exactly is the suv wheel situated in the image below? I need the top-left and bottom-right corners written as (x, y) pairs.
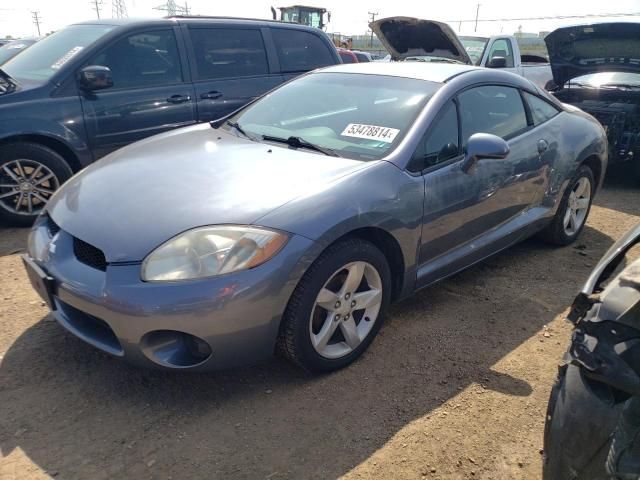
top-left (0, 143), bottom-right (73, 226)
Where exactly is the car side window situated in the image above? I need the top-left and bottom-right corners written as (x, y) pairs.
top-left (523, 92), bottom-right (560, 125)
top-left (88, 30), bottom-right (182, 89)
top-left (457, 86), bottom-right (528, 145)
top-left (189, 28), bottom-right (269, 80)
top-left (271, 28), bottom-right (334, 73)
top-left (410, 101), bottom-right (459, 172)
top-left (487, 38), bottom-right (514, 68)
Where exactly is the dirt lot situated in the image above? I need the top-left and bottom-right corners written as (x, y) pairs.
top-left (0, 171), bottom-right (639, 480)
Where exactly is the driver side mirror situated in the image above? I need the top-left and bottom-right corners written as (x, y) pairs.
top-left (487, 56), bottom-right (507, 68)
top-left (460, 133), bottom-right (510, 174)
top-left (78, 65), bottom-right (113, 91)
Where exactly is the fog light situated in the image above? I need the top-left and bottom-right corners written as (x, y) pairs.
top-left (141, 330), bottom-right (212, 368)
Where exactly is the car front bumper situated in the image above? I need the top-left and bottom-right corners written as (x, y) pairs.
top-left (25, 218), bottom-right (317, 371)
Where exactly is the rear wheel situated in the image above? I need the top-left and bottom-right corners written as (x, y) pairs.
top-left (278, 238), bottom-right (391, 373)
top-left (0, 143), bottom-right (72, 226)
top-left (539, 164), bottom-right (594, 245)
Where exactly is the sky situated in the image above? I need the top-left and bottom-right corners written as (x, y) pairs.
top-left (1, 0), bottom-right (640, 38)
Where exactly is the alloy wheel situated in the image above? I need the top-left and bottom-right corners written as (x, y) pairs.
top-left (0, 159), bottom-right (60, 216)
top-left (309, 261), bottom-right (383, 359)
top-left (563, 176), bottom-right (591, 236)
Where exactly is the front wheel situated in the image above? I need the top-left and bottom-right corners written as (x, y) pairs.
top-left (278, 238), bottom-right (391, 373)
top-left (0, 143), bottom-right (73, 226)
top-left (539, 164), bottom-right (594, 245)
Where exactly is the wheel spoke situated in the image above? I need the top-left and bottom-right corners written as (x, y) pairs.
top-left (575, 198), bottom-right (590, 210)
top-left (563, 207), bottom-right (572, 229)
top-left (0, 184), bottom-right (18, 188)
top-left (15, 192), bottom-right (25, 212)
top-left (32, 191), bottom-right (49, 204)
top-left (26, 194), bottom-right (33, 213)
top-left (0, 190), bottom-right (19, 200)
top-left (29, 164), bottom-right (43, 181)
top-left (34, 186), bottom-right (54, 196)
top-left (2, 165), bottom-right (20, 183)
top-left (339, 318), bottom-right (360, 349)
top-left (575, 178), bottom-right (589, 197)
top-left (316, 288), bottom-right (340, 311)
top-left (341, 262), bottom-right (365, 296)
top-left (14, 161), bottom-right (27, 179)
top-left (353, 288), bottom-right (382, 310)
top-left (34, 172), bottom-right (55, 186)
top-left (570, 210), bottom-right (578, 231)
top-left (312, 313), bottom-right (339, 351)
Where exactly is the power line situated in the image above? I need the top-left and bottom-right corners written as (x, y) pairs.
top-left (448, 11), bottom-right (640, 24)
top-left (31, 10), bottom-right (41, 36)
top-left (90, 0), bottom-right (103, 19)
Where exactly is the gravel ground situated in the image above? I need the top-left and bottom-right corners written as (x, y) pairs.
top-left (0, 171), bottom-right (638, 480)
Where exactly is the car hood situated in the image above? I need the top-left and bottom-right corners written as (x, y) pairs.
top-left (47, 123), bottom-right (372, 262)
top-left (370, 16), bottom-right (472, 64)
top-left (545, 22), bottom-right (640, 88)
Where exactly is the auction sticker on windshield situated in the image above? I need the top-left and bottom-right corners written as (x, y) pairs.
top-left (51, 46), bottom-right (84, 70)
top-left (341, 124), bottom-right (400, 144)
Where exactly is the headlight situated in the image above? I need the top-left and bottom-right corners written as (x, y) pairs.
top-left (141, 225), bottom-right (288, 282)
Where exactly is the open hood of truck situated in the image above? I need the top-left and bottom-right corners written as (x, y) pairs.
top-left (370, 17), bottom-right (472, 64)
top-left (545, 22), bottom-right (640, 87)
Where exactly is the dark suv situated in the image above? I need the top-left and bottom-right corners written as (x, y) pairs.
top-left (0, 16), bottom-right (340, 225)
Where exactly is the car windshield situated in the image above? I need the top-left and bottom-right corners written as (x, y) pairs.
top-left (0, 40), bottom-right (36, 65)
top-left (227, 72), bottom-right (439, 160)
top-left (568, 72), bottom-right (640, 88)
top-left (2, 24), bottom-right (115, 82)
top-left (459, 36), bottom-right (488, 65)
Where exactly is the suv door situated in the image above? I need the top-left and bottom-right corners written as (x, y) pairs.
top-left (80, 28), bottom-right (196, 159)
top-left (186, 26), bottom-right (281, 122)
top-left (417, 86), bottom-right (543, 286)
top-left (270, 27), bottom-right (337, 82)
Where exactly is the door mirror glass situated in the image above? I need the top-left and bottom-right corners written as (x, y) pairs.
top-left (487, 56), bottom-right (507, 68)
top-left (461, 133), bottom-right (510, 173)
top-left (78, 65), bottom-right (113, 91)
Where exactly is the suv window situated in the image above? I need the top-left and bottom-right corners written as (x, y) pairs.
top-left (271, 28), bottom-right (334, 73)
top-left (189, 28), bottom-right (269, 80)
top-left (88, 30), bottom-right (182, 89)
top-left (487, 38), bottom-right (514, 68)
top-left (411, 101), bottom-right (459, 172)
top-left (458, 86), bottom-right (528, 144)
top-left (524, 92), bottom-right (559, 125)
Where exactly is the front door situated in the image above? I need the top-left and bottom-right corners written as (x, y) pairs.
top-left (416, 85), bottom-right (544, 287)
top-left (80, 28), bottom-right (197, 159)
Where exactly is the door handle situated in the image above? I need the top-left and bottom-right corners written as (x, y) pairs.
top-left (537, 139), bottom-right (549, 154)
top-left (166, 94), bottom-right (191, 104)
top-left (200, 91), bottom-right (223, 100)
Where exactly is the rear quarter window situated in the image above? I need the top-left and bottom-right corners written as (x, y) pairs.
top-left (523, 92), bottom-right (560, 125)
top-left (271, 28), bottom-right (334, 73)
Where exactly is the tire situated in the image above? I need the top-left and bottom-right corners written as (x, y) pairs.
top-left (539, 164), bottom-right (595, 246)
top-left (0, 142), bottom-right (73, 227)
top-left (278, 237), bottom-right (392, 373)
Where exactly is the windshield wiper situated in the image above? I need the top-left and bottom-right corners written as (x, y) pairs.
top-left (0, 68), bottom-right (17, 94)
top-left (599, 83), bottom-right (640, 90)
top-left (261, 135), bottom-right (341, 157)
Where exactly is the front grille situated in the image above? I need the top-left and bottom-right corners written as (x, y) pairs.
top-left (73, 237), bottom-right (107, 271)
top-left (47, 215), bottom-right (60, 237)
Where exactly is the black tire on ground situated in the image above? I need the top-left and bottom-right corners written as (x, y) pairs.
top-left (538, 164), bottom-right (595, 246)
top-left (277, 237), bottom-right (392, 373)
top-left (0, 142), bottom-right (73, 227)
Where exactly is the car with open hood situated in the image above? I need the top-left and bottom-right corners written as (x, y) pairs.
top-left (546, 22), bottom-right (640, 180)
top-left (23, 62), bottom-right (607, 373)
top-left (369, 17), bottom-right (553, 89)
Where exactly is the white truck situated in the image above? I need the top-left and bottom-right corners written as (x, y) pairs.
top-left (370, 17), bottom-right (554, 90)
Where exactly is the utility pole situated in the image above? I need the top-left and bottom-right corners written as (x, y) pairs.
top-left (112, 0), bottom-right (128, 18)
top-left (368, 11), bottom-right (378, 48)
top-left (31, 10), bottom-right (41, 37)
top-left (90, 0), bottom-right (103, 19)
top-left (474, 3), bottom-right (480, 32)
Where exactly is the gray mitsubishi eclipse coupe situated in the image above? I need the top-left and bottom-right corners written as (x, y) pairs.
top-left (23, 62), bottom-right (607, 372)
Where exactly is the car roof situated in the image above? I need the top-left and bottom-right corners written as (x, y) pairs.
top-left (319, 62), bottom-right (480, 83)
top-left (72, 16), bottom-right (319, 30)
